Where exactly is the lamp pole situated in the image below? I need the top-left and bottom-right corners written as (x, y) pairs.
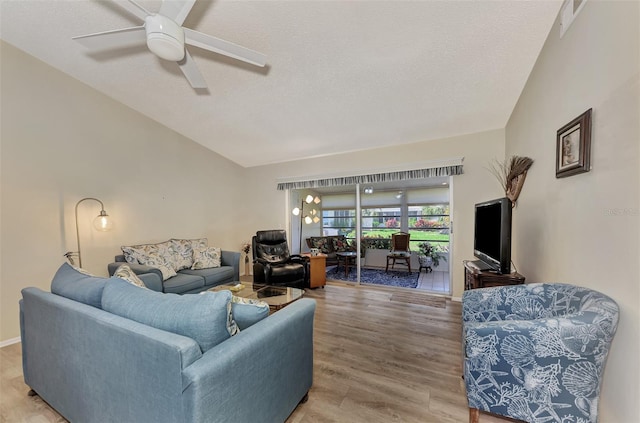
top-left (292, 194), bottom-right (320, 254)
top-left (64, 197), bottom-right (113, 268)
top-left (298, 200), bottom-right (305, 253)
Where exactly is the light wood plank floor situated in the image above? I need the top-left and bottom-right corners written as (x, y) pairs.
top-left (1, 282), bottom-right (509, 423)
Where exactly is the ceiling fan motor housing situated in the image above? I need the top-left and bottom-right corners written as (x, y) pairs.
top-left (145, 14), bottom-right (185, 61)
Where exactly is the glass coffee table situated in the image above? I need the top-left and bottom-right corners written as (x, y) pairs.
top-left (209, 282), bottom-right (304, 311)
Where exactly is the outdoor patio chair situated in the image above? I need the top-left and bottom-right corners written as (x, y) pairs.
top-left (385, 232), bottom-right (411, 273)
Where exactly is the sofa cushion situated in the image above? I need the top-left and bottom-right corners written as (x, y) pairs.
top-left (191, 246), bottom-right (222, 270)
top-left (113, 264), bottom-right (148, 289)
top-left (170, 238), bottom-right (208, 271)
top-left (102, 277), bottom-right (237, 352)
top-left (50, 263), bottom-right (107, 309)
top-left (331, 236), bottom-right (353, 252)
top-left (180, 267), bottom-right (235, 287)
top-left (230, 296), bottom-right (270, 330)
top-left (307, 237), bottom-right (331, 253)
top-left (162, 273), bottom-right (205, 294)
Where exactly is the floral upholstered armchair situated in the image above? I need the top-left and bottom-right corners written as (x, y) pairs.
top-left (462, 283), bottom-right (619, 423)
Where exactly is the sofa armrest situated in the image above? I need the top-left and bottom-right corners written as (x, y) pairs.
top-left (181, 298), bottom-right (316, 423)
top-left (137, 273), bottom-right (163, 292)
top-left (107, 262), bottom-right (164, 292)
top-left (108, 262), bottom-right (163, 282)
top-left (220, 250), bottom-right (240, 281)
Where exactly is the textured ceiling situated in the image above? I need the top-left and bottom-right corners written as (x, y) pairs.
top-left (0, 0), bottom-right (562, 167)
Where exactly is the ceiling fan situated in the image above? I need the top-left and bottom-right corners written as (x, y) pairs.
top-left (72, 0), bottom-right (266, 89)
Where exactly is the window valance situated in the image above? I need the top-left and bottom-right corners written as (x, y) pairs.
top-left (276, 159), bottom-right (463, 191)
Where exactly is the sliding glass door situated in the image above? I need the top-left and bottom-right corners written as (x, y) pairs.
top-left (290, 180), bottom-right (452, 294)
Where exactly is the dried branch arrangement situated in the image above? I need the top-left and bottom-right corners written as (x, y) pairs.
top-left (488, 156), bottom-right (534, 205)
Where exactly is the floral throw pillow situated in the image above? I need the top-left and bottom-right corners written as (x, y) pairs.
top-left (122, 244), bottom-right (155, 264)
top-left (122, 241), bottom-right (175, 267)
top-left (309, 237), bottom-right (330, 253)
top-left (113, 264), bottom-right (148, 289)
top-left (121, 242), bottom-right (178, 280)
top-left (171, 238), bottom-right (208, 271)
top-left (331, 237), bottom-right (352, 253)
top-left (191, 246), bottom-right (222, 270)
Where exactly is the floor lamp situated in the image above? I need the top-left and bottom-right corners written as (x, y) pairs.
top-left (292, 194), bottom-right (320, 253)
top-left (64, 197), bottom-right (114, 268)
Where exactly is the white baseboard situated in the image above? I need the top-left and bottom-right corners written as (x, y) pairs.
top-left (0, 337), bottom-right (21, 348)
top-left (450, 296), bottom-right (462, 302)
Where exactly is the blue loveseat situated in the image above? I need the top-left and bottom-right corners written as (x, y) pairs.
top-left (20, 263), bottom-right (316, 423)
top-left (107, 238), bottom-right (241, 294)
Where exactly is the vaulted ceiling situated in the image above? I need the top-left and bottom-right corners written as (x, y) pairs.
top-left (0, 0), bottom-right (562, 167)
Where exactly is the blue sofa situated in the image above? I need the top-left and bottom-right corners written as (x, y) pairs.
top-left (107, 238), bottom-right (240, 294)
top-left (107, 250), bottom-right (240, 294)
top-left (20, 264), bottom-right (316, 423)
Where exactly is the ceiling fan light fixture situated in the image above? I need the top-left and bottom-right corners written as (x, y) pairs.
top-left (145, 14), bottom-right (185, 61)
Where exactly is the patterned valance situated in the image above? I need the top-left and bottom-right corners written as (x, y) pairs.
top-left (276, 164), bottom-right (463, 191)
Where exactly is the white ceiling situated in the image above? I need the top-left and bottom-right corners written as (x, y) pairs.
top-left (0, 0), bottom-right (562, 168)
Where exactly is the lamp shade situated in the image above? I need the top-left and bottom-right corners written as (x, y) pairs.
top-left (93, 210), bottom-right (114, 231)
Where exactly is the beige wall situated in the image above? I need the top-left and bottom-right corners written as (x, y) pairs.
top-left (506, 1), bottom-right (639, 421)
top-left (243, 129), bottom-right (506, 299)
top-left (0, 42), bottom-right (245, 341)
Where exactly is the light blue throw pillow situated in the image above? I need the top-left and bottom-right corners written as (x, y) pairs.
top-left (230, 296), bottom-right (270, 330)
top-left (102, 277), bottom-right (234, 352)
top-left (51, 262), bottom-right (107, 309)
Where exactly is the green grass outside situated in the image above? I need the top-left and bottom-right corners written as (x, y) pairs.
top-left (343, 228), bottom-right (449, 251)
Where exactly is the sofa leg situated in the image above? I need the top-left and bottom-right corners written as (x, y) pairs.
top-left (28, 389), bottom-right (37, 397)
top-left (469, 408), bottom-right (479, 423)
top-left (299, 392), bottom-right (309, 404)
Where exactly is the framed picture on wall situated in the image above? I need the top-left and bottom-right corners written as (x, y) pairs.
top-left (556, 108), bottom-right (592, 178)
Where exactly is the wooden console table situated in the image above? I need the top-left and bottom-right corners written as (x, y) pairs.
top-left (463, 260), bottom-right (525, 290)
top-left (302, 253), bottom-right (327, 288)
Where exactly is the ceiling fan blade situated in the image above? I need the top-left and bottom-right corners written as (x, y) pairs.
top-left (184, 28), bottom-right (266, 67)
top-left (159, 0), bottom-right (196, 26)
top-left (178, 49), bottom-right (208, 89)
top-left (72, 26), bottom-right (146, 50)
top-left (116, 0), bottom-right (153, 21)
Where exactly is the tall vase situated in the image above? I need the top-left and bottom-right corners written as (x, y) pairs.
top-left (244, 255), bottom-right (250, 276)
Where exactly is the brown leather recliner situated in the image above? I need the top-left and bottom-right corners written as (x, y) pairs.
top-left (252, 230), bottom-right (309, 289)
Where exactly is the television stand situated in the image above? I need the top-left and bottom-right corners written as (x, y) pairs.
top-left (463, 260), bottom-right (525, 290)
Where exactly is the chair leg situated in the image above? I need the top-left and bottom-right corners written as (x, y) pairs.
top-left (469, 408), bottom-right (479, 423)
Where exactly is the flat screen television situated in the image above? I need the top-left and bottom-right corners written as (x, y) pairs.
top-left (473, 197), bottom-right (512, 274)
